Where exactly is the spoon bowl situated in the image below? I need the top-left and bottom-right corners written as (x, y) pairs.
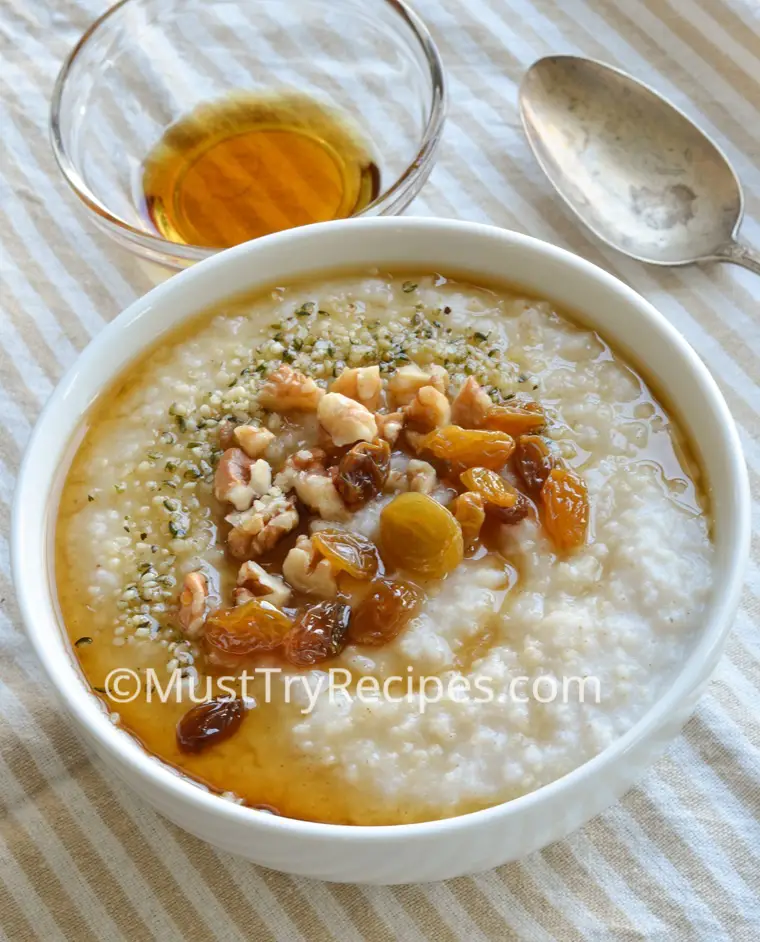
top-left (520, 55), bottom-right (760, 275)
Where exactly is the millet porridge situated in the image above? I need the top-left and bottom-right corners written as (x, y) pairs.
top-left (56, 271), bottom-right (713, 825)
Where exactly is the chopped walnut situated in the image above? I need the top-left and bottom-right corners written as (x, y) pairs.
top-left (451, 491), bottom-right (486, 548)
top-left (214, 448), bottom-right (272, 511)
top-left (317, 392), bottom-right (378, 447)
top-left (375, 410), bottom-right (405, 446)
top-left (226, 491), bottom-right (299, 559)
top-left (450, 376), bottom-right (492, 428)
top-left (232, 587), bottom-right (256, 606)
top-left (405, 430), bottom-right (426, 454)
top-left (177, 571), bottom-right (208, 640)
top-left (274, 449), bottom-right (349, 520)
top-left (404, 385), bottom-right (451, 432)
top-left (233, 424), bottom-right (275, 459)
top-left (258, 364), bottom-right (324, 412)
top-left (387, 459), bottom-right (437, 495)
top-left (218, 419), bottom-right (238, 451)
top-left (330, 365), bottom-right (383, 411)
top-left (282, 535), bottom-right (338, 599)
top-left (300, 473), bottom-right (351, 521)
top-left (236, 561), bottom-right (291, 608)
top-left (284, 448), bottom-right (328, 473)
top-left (227, 528), bottom-right (252, 560)
top-left (407, 459), bottom-right (438, 494)
top-left (249, 460), bottom-right (273, 493)
top-left (387, 363), bottom-right (449, 408)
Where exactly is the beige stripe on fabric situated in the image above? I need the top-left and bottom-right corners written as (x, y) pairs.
top-left (589, 0), bottom-right (760, 186)
top-left (0, 0), bottom-right (759, 939)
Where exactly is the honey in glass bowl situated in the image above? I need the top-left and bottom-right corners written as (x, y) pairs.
top-left (141, 91), bottom-right (381, 249)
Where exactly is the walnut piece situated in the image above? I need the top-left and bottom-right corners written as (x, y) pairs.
top-left (282, 535), bottom-right (338, 598)
top-left (275, 450), bottom-right (349, 521)
top-left (233, 424), bottom-right (275, 459)
top-left (299, 472), bottom-right (350, 521)
top-left (406, 459), bottom-right (438, 494)
top-left (330, 365), bottom-right (383, 411)
top-left (258, 364), bottom-right (324, 412)
top-left (236, 560), bottom-right (291, 607)
top-left (232, 587), bottom-right (256, 606)
top-left (214, 448), bottom-right (271, 511)
top-left (375, 410), bottom-right (405, 446)
top-left (404, 385), bottom-right (451, 432)
top-left (387, 364), bottom-right (449, 408)
top-left (450, 376), bottom-right (492, 428)
top-left (226, 491), bottom-right (299, 559)
top-left (177, 572), bottom-right (208, 640)
top-left (387, 459), bottom-right (437, 495)
top-left (405, 430), bottom-right (426, 454)
top-left (317, 392), bottom-right (378, 447)
top-left (284, 448), bottom-right (328, 473)
top-left (218, 419), bottom-right (238, 451)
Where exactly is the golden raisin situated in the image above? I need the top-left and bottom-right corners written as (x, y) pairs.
top-left (541, 467), bottom-right (589, 551)
top-left (176, 697), bottom-right (246, 754)
top-left (483, 402), bottom-right (545, 435)
top-left (460, 467), bottom-right (518, 508)
top-left (283, 600), bottom-right (352, 666)
top-left (514, 435), bottom-right (555, 494)
top-left (380, 492), bottom-right (463, 579)
top-left (348, 579), bottom-right (422, 645)
top-left (312, 529), bottom-right (380, 580)
top-left (334, 439), bottom-right (390, 508)
top-left (486, 492), bottom-right (532, 526)
top-left (204, 599), bottom-right (292, 658)
top-left (420, 425), bottom-right (514, 471)
top-left (450, 491), bottom-right (486, 549)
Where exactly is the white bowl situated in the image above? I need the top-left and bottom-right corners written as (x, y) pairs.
top-left (12, 218), bottom-right (749, 883)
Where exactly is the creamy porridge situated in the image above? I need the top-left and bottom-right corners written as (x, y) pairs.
top-left (56, 271), bottom-right (713, 825)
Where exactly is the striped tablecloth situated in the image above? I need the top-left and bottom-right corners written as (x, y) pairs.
top-left (2, 0), bottom-right (759, 938)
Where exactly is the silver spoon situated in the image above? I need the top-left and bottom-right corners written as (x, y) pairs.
top-left (519, 55), bottom-right (760, 276)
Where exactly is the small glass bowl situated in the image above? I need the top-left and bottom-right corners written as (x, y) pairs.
top-left (50, 0), bottom-right (446, 269)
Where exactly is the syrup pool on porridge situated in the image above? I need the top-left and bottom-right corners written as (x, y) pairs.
top-left (56, 272), bottom-right (712, 825)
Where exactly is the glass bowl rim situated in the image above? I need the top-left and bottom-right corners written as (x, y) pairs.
top-left (49, 0), bottom-right (447, 263)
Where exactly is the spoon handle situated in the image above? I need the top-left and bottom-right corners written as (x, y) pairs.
top-left (713, 241), bottom-right (760, 276)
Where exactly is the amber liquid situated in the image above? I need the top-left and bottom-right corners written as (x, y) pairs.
top-left (142, 91), bottom-right (381, 249)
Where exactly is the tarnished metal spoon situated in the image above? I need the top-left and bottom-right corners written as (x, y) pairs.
top-left (519, 55), bottom-right (760, 275)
